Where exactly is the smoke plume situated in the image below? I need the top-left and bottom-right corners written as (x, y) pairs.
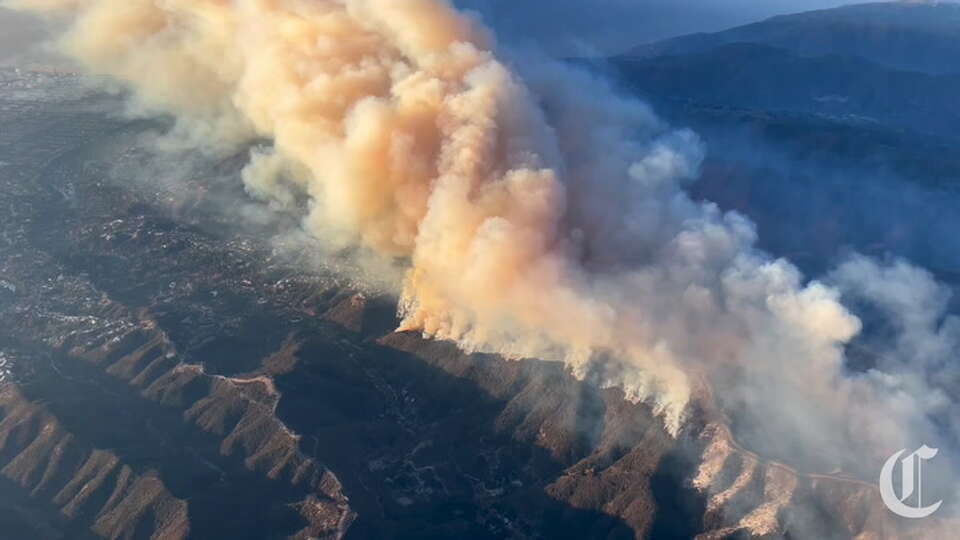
top-left (11, 0), bottom-right (958, 486)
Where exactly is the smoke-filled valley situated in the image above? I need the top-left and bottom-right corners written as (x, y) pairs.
top-left (2, 1), bottom-right (960, 538)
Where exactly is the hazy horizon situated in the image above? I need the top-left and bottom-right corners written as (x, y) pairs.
top-left (455, 0), bottom-right (895, 54)
top-left (0, 7), bottom-right (46, 63)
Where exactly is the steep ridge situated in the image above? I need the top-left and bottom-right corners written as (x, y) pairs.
top-left (0, 385), bottom-right (189, 540)
top-left (0, 213), bottom-right (353, 538)
top-left (0, 69), bottom-right (352, 539)
top-left (312, 296), bottom-right (958, 539)
top-left (0, 280), bottom-right (351, 537)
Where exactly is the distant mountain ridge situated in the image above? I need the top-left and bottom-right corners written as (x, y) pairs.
top-left (627, 1), bottom-right (960, 75)
top-left (608, 2), bottom-right (960, 140)
top-left (599, 2), bottom-right (960, 283)
top-left (613, 41), bottom-right (960, 139)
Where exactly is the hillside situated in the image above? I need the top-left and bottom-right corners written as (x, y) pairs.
top-left (614, 41), bottom-right (960, 139)
top-left (599, 2), bottom-right (960, 280)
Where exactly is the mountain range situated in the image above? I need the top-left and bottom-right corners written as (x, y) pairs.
top-left (604, 0), bottom-right (960, 278)
top-left (627, 1), bottom-right (960, 75)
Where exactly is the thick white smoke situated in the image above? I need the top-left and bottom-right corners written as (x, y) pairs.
top-left (10, 0), bottom-right (958, 482)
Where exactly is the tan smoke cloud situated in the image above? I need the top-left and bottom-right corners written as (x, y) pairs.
top-left (10, 0), bottom-right (952, 470)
